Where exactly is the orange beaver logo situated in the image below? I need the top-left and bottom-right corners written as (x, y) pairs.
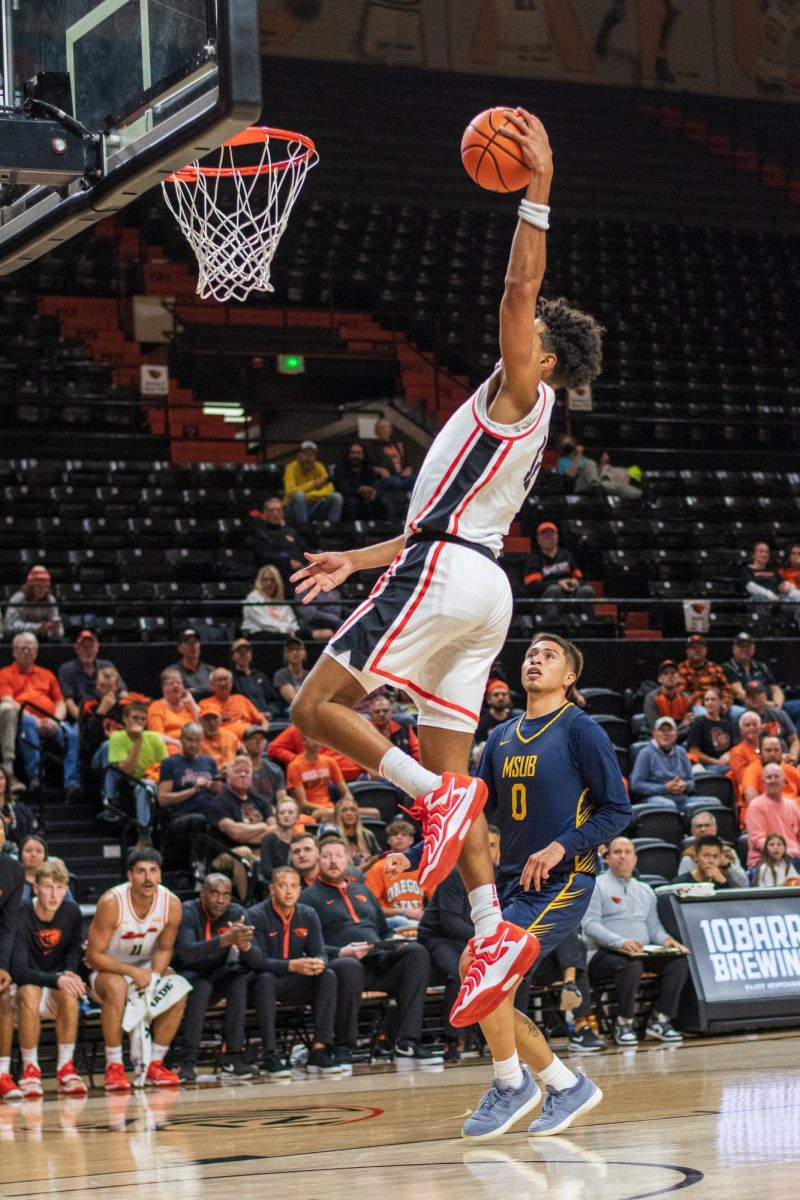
top-left (35, 928), bottom-right (63, 951)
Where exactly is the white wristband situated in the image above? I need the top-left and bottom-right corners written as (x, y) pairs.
top-left (518, 199), bottom-right (550, 230)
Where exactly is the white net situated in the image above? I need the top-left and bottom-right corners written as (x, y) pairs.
top-left (162, 127), bottom-right (318, 303)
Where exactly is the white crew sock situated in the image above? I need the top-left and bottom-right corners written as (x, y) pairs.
top-left (469, 884), bottom-right (501, 939)
top-left (0, 1057), bottom-right (10, 1074)
top-left (105, 1045), bottom-right (123, 1066)
top-left (57, 1043), bottom-right (76, 1070)
top-left (151, 1042), bottom-right (169, 1063)
top-left (493, 1052), bottom-right (524, 1090)
top-left (538, 1055), bottom-right (578, 1092)
top-left (21, 1047), bottom-right (38, 1069)
top-left (379, 746), bottom-right (440, 799)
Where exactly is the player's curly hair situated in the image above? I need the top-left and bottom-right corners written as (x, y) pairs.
top-left (537, 296), bottom-right (604, 390)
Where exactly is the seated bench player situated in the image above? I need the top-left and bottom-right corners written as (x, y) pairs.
top-left (10, 857), bottom-right (87, 1097)
top-left (84, 847), bottom-right (186, 1090)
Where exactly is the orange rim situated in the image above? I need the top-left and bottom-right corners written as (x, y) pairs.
top-left (165, 126), bottom-right (316, 183)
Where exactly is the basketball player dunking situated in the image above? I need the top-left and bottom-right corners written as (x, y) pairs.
top-left (290, 110), bottom-right (603, 1065)
top-left (85, 848), bottom-right (186, 1090)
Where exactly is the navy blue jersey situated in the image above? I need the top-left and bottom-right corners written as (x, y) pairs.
top-left (477, 702), bottom-right (631, 897)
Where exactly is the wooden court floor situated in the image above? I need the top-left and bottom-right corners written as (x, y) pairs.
top-left (2, 1030), bottom-right (799, 1199)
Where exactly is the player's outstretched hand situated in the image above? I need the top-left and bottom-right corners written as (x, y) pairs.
top-left (290, 550), bottom-right (356, 603)
top-left (383, 852), bottom-right (411, 883)
top-left (500, 107), bottom-right (552, 178)
top-left (520, 840), bottom-right (566, 893)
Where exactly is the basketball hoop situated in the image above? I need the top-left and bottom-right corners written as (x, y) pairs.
top-left (162, 126), bottom-right (318, 303)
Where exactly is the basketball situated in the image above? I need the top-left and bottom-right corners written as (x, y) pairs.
top-left (460, 107), bottom-right (531, 193)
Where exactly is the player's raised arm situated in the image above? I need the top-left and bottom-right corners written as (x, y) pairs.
top-left (493, 108), bottom-right (554, 424)
top-left (291, 534), bottom-right (407, 603)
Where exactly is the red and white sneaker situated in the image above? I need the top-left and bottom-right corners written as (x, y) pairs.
top-left (450, 920), bottom-right (541, 1027)
top-left (18, 1063), bottom-right (44, 1100)
top-left (57, 1061), bottom-right (88, 1096)
top-left (414, 773), bottom-right (488, 891)
top-left (144, 1059), bottom-right (180, 1088)
top-left (104, 1062), bottom-right (132, 1092)
top-left (0, 1071), bottom-right (23, 1101)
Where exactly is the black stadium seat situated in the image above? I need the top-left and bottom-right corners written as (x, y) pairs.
top-left (631, 839), bottom-right (680, 881)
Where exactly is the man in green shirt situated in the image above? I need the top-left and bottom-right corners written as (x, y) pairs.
top-left (283, 441), bottom-right (343, 524)
top-left (106, 702), bottom-right (168, 836)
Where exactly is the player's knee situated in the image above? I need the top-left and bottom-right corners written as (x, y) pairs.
top-left (289, 688), bottom-right (314, 735)
top-left (15, 986), bottom-right (40, 1012)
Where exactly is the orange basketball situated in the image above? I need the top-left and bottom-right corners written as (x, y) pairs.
top-left (461, 107), bottom-right (531, 193)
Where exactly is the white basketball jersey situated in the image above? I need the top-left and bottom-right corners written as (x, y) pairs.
top-left (106, 883), bottom-right (171, 967)
top-left (405, 373), bottom-right (555, 556)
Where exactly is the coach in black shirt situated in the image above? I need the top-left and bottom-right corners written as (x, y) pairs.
top-left (303, 838), bottom-right (439, 1063)
top-left (230, 638), bottom-right (283, 717)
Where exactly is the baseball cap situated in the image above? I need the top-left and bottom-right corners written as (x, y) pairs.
top-left (654, 716), bottom-right (677, 730)
top-left (734, 631), bottom-right (754, 644)
top-left (26, 564), bottom-right (51, 585)
top-left (300, 439), bottom-right (317, 451)
top-left (537, 521), bottom-right (558, 533)
top-left (179, 628), bottom-right (201, 642)
top-left (242, 725), bottom-right (266, 740)
top-left (658, 659), bottom-right (679, 673)
top-left (745, 680), bottom-right (766, 694)
top-left (686, 633), bottom-right (707, 645)
top-left (75, 629), bottom-right (98, 644)
top-left (198, 698), bottom-right (222, 716)
top-left (231, 637), bottom-right (252, 651)
top-left (284, 636), bottom-right (304, 649)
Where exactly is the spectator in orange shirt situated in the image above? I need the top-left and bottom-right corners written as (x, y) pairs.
top-left (741, 733), bottom-right (800, 810)
top-left (744, 764), bottom-right (800, 868)
top-left (0, 633), bottom-right (80, 797)
top-left (728, 712), bottom-right (761, 793)
top-left (365, 818), bottom-right (431, 930)
top-left (367, 695), bottom-right (419, 759)
top-left (677, 635), bottom-right (733, 711)
top-left (286, 736), bottom-right (353, 821)
top-left (147, 668), bottom-right (200, 751)
top-left (198, 708), bottom-right (241, 770)
top-left (267, 722), bottom-right (362, 782)
top-left (643, 659), bottom-right (693, 734)
top-left (742, 681), bottom-right (799, 761)
top-left (199, 669), bottom-right (269, 742)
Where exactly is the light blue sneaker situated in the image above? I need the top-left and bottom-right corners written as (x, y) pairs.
top-left (461, 1068), bottom-right (541, 1141)
top-left (527, 1071), bottom-right (603, 1136)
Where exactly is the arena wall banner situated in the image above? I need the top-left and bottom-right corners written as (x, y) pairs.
top-left (260, 0), bottom-right (800, 103)
top-left (658, 889), bottom-right (800, 1033)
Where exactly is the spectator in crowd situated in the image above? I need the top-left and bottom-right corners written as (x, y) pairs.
top-left (206, 756), bottom-right (276, 899)
top-left (283, 440), bottom-right (343, 525)
top-left (372, 416), bottom-right (416, 514)
top-left (629, 716), bottom-right (695, 808)
top-left (260, 796), bottom-right (302, 882)
top-left (10, 856), bottom-right (87, 1098)
top-left (741, 732), bottom-right (800, 809)
top-left (722, 632), bottom-right (785, 710)
top-left (157, 722), bottom-right (218, 822)
top-left (0, 632), bottom-right (80, 798)
top-left (752, 833), bottom-right (800, 887)
top-left (198, 707), bottom-right (240, 771)
top-left (167, 629), bottom-right (214, 699)
top-left (745, 763), bottom-right (800, 868)
top-left (230, 637), bottom-right (283, 717)
top-left (334, 441), bottom-right (387, 521)
top-left (522, 522), bottom-right (596, 619)
top-left (0, 763), bottom-right (35, 843)
top-left (366, 694), bottom-right (420, 760)
top-left (779, 544), bottom-right (800, 596)
top-left (4, 565), bottom-right (63, 642)
top-left (290, 831), bottom-right (322, 887)
top-left (335, 796), bottom-right (381, 871)
top-left (173, 873), bottom-right (260, 1081)
top-left (0, 817), bottom-right (23, 1100)
top-left (686, 686), bottom-right (735, 775)
top-left (250, 496), bottom-right (306, 588)
top-left (247, 865), bottom-right (340, 1075)
top-left (200, 668), bottom-right (270, 741)
top-left (555, 435), bottom-right (601, 494)
top-left (106, 701), bottom-right (167, 835)
top-left (241, 565), bottom-right (300, 640)
top-left (273, 637), bottom-right (309, 708)
top-left (58, 630), bottom-right (127, 721)
top-left (584, 836), bottom-right (689, 1047)
top-left (742, 683), bottom-right (799, 760)
top-left (240, 725), bottom-right (289, 811)
top-left (672, 835), bottom-right (738, 889)
top-left (286, 735), bottom-right (356, 821)
top-left (365, 818), bottom-right (430, 929)
top-left (678, 635), bottom-right (734, 711)
top-left (729, 712), bottom-right (762, 793)
top-left (84, 847), bottom-right (185, 1091)
top-left (643, 659), bottom-right (693, 734)
top-left (148, 668), bottom-right (200, 751)
top-left (741, 540), bottom-right (800, 607)
top-left (304, 838), bottom-right (440, 1063)
top-left (78, 666), bottom-right (128, 772)
top-left (267, 721), bottom-right (362, 784)
top-left (476, 679), bottom-right (523, 744)
top-left (676, 811), bottom-right (749, 886)
top-left (19, 834), bottom-right (56, 903)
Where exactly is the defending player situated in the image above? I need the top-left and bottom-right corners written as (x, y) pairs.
top-left (388, 634), bottom-right (631, 1138)
top-left (85, 847), bottom-right (186, 1091)
top-left (290, 108), bottom-right (604, 1037)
